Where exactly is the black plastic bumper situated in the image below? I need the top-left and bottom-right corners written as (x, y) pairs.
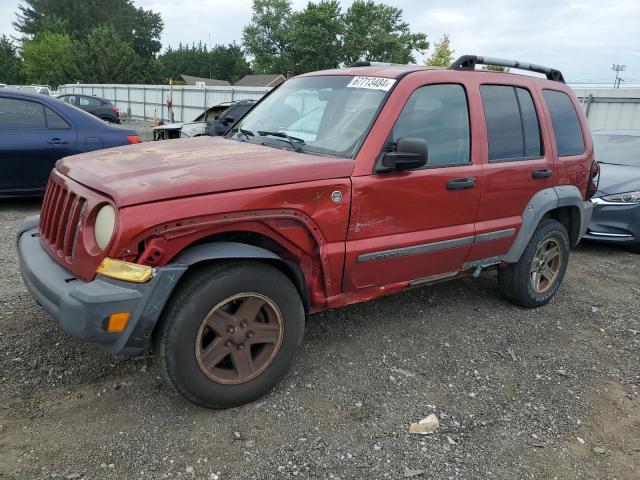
top-left (17, 215), bottom-right (187, 355)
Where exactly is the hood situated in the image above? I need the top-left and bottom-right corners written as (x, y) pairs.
top-left (56, 136), bottom-right (354, 206)
top-left (594, 162), bottom-right (640, 197)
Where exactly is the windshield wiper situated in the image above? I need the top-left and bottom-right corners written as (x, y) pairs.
top-left (237, 128), bottom-right (254, 141)
top-left (257, 130), bottom-right (305, 153)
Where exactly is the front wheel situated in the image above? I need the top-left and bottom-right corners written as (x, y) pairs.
top-left (153, 261), bottom-right (305, 408)
top-left (498, 219), bottom-right (570, 308)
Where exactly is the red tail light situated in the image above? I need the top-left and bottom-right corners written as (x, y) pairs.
top-left (126, 135), bottom-right (140, 144)
top-left (586, 161), bottom-right (600, 199)
top-left (112, 106), bottom-right (120, 114)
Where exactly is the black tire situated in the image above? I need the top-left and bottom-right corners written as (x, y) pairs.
top-left (153, 260), bottom-right (305, 408)
top-left (498, 219), bottom-right (570, 308)
top-left (100, 116), bottom-right (114, 123)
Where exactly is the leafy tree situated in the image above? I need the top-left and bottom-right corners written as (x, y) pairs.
top-left (482, 65), bottom-right (510, 72)
top-left (425, 34), bottom-right (453, 67)
top-left (341, 0), bottom-right (428, 65)
top-left (0, 35), bottom-right (24, 84)
top-left (76, 25), bottom-right (142, 83)
top-left (242, 0), bottom-right (294, 74)
top-left (288, 1), bottom-right (343, 74)
top-left (21, 32), bottom-right (80, 88)
top-left (14, 0), bottom-right (163, 58)
top-left (158, 42), bottom-right (251, 83)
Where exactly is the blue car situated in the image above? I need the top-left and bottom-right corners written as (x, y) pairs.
top-left (0, 90), bottom-right (139, 197)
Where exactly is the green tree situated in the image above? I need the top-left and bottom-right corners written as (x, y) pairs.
top-left (288, 1), bottom-right (343, 74)
top-left (482, 65), bottom-right (510, 72)
top-left (21, 32), bottom-right (80, 88)
top-left (242, 0), bottom-right (294, 74)
top-left (76, 25), bottom-right (142, 83)
top-left (158, 42), bottom-right (251, 83)
top-left (341, 0), bottom-right (428, 65)
top-left (0, 35), bottom-right (24, 84)
top-left (14, 0), bottom-right (163, 58)
top-left (425, 33), bottom-right (453, 67)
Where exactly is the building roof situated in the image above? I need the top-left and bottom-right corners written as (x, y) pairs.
top-left (179, 74), bottom-right (231, 86)
top-left (234, 74), bottom-right (286, 88)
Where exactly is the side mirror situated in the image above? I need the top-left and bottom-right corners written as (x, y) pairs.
top-left (377, 137), bottom-right (428, 173)
top-left (222, 115), bottom-right (235, 125)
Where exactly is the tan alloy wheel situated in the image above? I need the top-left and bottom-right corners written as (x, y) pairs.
top-left (195, 293), bottom-right (284, 385)
top-left (530, 238), bottom-right (563, 294)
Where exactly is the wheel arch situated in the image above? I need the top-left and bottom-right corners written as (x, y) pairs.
top-left (504, 186), bottom-right (589, 263)
top-left (168, 241), bottom-right (310, 313)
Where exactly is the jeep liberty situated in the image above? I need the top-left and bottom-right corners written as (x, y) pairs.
top-left (18, 55), bottom-right (598, 408)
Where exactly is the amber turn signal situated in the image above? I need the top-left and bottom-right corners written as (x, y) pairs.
top-left (96, 258), bottom-right (154, 283)
top-left (107, 312), bottom-right (131, 332)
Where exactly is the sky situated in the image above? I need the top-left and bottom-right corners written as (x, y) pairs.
top-left (1, 0), bottom-right (639, 84)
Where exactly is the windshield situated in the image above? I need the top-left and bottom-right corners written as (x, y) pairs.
top-left (226, 75), bottom-right (394, 157)
top-left (593, 134), bottom-right (640, 167)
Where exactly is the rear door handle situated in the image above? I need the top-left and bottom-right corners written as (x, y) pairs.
top-left (532, 168), bottom-right (552, 179)
top-left (446, 177), bottom-right (476, 190)
top-left (47, 138), bottom-right (68, 145)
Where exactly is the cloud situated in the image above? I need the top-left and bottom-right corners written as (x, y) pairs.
top-left (1, 0), bottom-right (638, 82)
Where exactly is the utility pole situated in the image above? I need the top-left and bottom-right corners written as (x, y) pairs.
top-left (612, 64), bottom-right (626, 88)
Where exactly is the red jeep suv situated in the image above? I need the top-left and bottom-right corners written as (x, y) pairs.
top-left (18, 55), bottom-right (596, 408)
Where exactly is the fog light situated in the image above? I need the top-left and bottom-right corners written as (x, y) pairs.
top-left (96, 258), bottom-right (154, 283)
top-left (107, 312), bottom-right (131, 332)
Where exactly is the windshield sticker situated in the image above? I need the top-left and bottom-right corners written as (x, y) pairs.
top-left (347, 76), bottom-right (396, 91)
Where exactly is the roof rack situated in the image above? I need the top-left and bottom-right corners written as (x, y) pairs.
top-left (349, 60), bottom-right (401, 68)
top-left (449, 55), bottom-right (565, 83)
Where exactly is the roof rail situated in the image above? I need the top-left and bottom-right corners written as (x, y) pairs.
top-left (349, 60), bottom-right (401, 68)
top-left (449, 55), bottom-right (565, 83)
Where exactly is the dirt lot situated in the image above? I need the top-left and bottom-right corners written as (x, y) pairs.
top-left (1, 198), bottom-right (639, 480)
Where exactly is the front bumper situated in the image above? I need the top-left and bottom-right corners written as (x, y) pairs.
top-left (584, 200), bottom-right (640, 245)
top-left (18, 215), bottom-right (187, 355)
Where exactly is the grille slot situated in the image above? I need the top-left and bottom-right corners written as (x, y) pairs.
top-left (39, 178), bottom-right (86, 259)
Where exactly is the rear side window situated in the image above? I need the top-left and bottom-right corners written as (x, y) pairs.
top-left (45, 107), bottom-right (70, 129)
top-left (480, 85), bottom-right (542, 161)
top-left (393, 84), bottom-right (470, 167)
top-left (0, 97), bottom-right (46, 128)
top-left (80, 96), bottom-right (101, 107)
top-left (542, 89), bottom-right (584, 157)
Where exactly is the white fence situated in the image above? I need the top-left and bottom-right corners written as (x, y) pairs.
top-left (58, 84), bottom-right (271, 123)
top-left (58, 83), bottom-right (640, 131)
top-left (573, 88), bottom-right (640, 130)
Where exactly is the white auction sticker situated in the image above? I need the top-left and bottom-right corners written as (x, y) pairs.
top-left (347, 76), bottom-right (396, 91)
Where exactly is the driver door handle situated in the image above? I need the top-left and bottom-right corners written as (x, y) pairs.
top-left (532, 168), bottom-right (552, 179)
top-left (446, 177), bottom-right (476, 190)
top-left (47, 138), bottom-right (68, 145)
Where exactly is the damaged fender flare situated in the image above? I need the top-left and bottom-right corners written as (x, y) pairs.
top-left (169, 242), bottom-right (310, 311)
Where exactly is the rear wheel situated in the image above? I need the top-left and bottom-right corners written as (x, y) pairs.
top-left (154, 261), bottom-right (305, 408)
top-left (101, 116), bottom-right (114, 123)
top-left (498, 219), bottom-right (570, 308)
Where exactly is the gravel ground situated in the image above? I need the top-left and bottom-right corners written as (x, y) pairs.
top-left (1, 198), bottom-right (639, 480)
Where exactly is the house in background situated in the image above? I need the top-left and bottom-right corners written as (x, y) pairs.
top-left (179, 74), bottom-right (231, 87)
top-left (234, 74), bottom-right (286, 88)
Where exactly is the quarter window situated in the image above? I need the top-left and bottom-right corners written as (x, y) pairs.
top-left (393, 84), bottom-right (470, 167)
top-left (542, 89), bottom-right (584, 157)
top-left (480, 85), bottom-right (542, 161)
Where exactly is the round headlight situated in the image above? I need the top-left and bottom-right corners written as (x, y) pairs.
top-left (94, 204), bottom-right (116, 250)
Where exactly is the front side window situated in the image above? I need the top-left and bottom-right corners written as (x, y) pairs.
top-left (392, 84), bottom-right (471, 167)
top-left (542, 89), bottom-right (584, 157)
top-left (480, 85), bottom-right (542, 162)
top-left (0, 98), bottom-right (46, 129)
top-left (227, 76), bottom-right (392, 158)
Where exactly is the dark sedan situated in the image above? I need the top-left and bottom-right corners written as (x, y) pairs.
top-left (0, 90), bottom-right (139, 197)
top-left (57, 93), bottom-right (121, 123)
top-left (585, 130), bottom-right (640, 253)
